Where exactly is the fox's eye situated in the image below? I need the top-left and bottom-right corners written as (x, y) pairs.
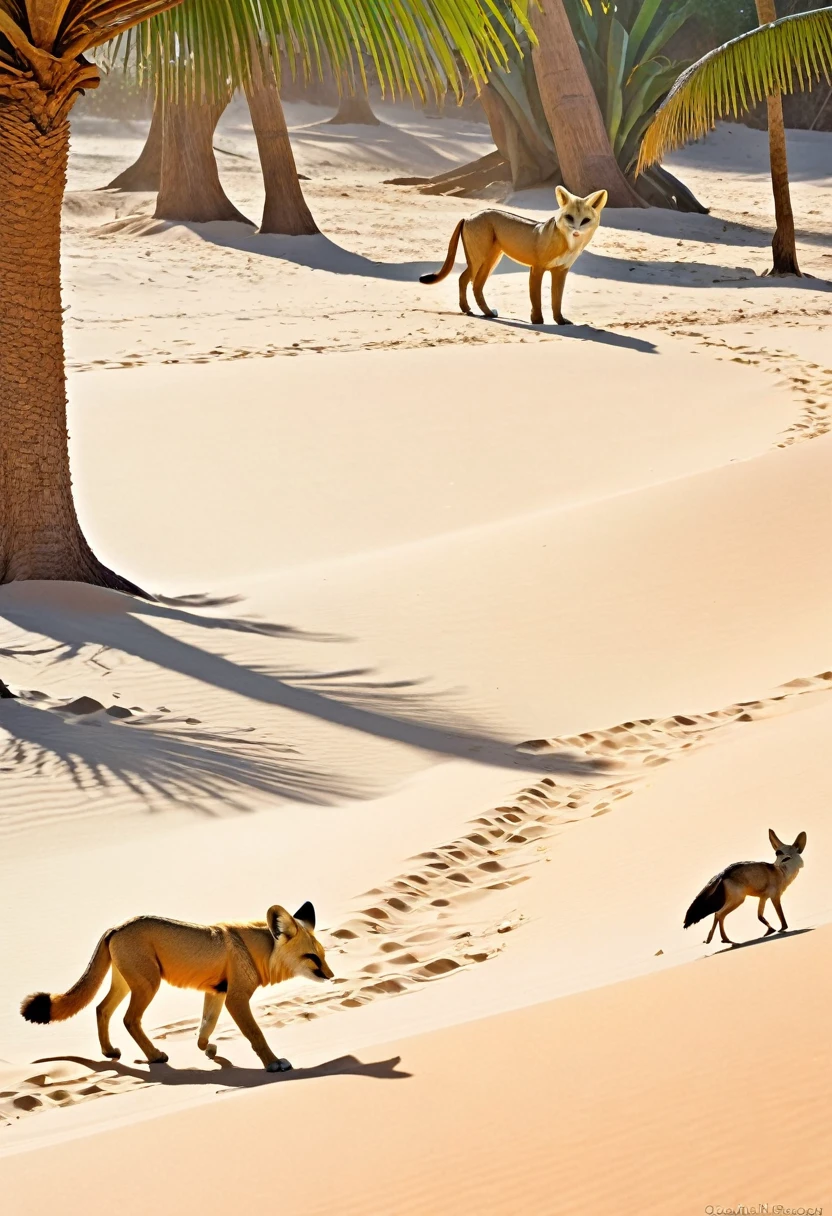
top-left (565, 214), bottom-right (574, 222)
top-left (581, 217), bottom-right (591, 226)
top-left (303, 952), bottom-right (322, 967)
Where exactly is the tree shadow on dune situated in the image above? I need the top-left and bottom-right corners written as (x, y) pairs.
top-left (34, 1052), bottom-right (411, 1089)
top-left (0, 697), bottom-right (367, 824)
top-left (0, 588), bottom-right (611, 815)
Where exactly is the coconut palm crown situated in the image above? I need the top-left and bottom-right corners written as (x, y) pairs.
top-left (638, 5), bottom-right (832, 171)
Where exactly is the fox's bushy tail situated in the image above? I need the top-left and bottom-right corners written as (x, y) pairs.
top-left (419, 219), bottom-right (465, 285)
top-left (21, 931), bottom-right (113, 1024)
top-left (684, 876), bottom-right (726, 929)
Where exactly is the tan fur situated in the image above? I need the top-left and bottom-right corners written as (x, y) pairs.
top-left (686, 830), bottom-right (807, 946)
top-left (20, 902), bottom-right (333, 1071)
top-left (419, 186), bottom-right (608, 325)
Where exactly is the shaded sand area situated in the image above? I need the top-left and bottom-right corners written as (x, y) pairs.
top-left (1, 103), bottom-right (831, 1213)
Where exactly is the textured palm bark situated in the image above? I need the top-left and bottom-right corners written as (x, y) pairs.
top-left (755, 0), bottom-right (801, 275)
top-left (531, 0), bottom-right (645, 208)
top-left (105, 96), bottom-right (163, 191)
top-left (0, 96), bottom-right (143, 591)
top-left (244, 54), bottom-right (319, 235)
top-left (155, 94), bottom-right (253, 224)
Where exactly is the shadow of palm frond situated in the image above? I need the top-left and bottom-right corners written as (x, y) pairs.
top-left (0, 588), bottom-right (610, 781)
top-left (0, 698), bottom-right (366, 831)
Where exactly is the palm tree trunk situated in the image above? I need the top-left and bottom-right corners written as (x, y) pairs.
top-left (244, 52), bottom-right (319, 235)
top-left (531, 0), bottom-right (645, 207)
top-left (755, 0), bottom-right (801, 275)
top-left (0, 96), bottom-right (142, 592)
top-left (327, 79), bottom-right (380, 125)
top-left (105, 97), bottom-right (163, 191)
top-left (155, 94), bottom-right (253, 225)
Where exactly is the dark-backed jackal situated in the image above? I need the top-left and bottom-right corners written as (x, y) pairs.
top-left (684, 830), bottom-right (806, 945)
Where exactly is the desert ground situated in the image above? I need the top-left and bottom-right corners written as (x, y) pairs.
top-left (1, 97), bottom-right (831, 1214)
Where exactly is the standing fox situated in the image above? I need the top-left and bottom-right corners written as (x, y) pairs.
top-left (21, 902), bottom-right (332, 1071)
top-left (419, 185), bottom-right (607, 326)
top-left (684, 830), bottom-right (807, 945)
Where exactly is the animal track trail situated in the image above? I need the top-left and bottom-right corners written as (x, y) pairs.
top-left (0, 1060), bottom-right (146, 1128)
top-left (672, 330), bottom-right (832, 447)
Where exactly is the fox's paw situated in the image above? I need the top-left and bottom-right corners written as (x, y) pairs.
top-left (203, 1043), bottom-right (218, 1059)
top-left (531, 314), bottom-right (545, 326)
top-left (556, 316), bottom-right (573, 326)
top-left (267, 1058), bottom-right (293, 1073)
top-left (148, 1052), bottom-right (169, 1065)
top-left (102, 1048), bottom-right (121, 1060)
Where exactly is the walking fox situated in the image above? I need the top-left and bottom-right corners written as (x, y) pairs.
top-left (419, 185), bottom-right (607, 326)
top-left (684, 830), bottom-right (806, 945)
top-left (21, 902), bottom-right (332, 1071)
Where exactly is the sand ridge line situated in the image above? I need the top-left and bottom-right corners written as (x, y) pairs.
top-left (3, 669), bottom-right (830, 1130)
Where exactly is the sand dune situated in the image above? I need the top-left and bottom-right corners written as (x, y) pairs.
top-left (1, 103), bottom-right (831, 1213)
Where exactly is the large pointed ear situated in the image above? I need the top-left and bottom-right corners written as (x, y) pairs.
top-left (769, 829), bottom-right (785, 852)
top-left (555, 185), bottom-right (571, 210)
top-left (586, 189), bottom-right (608, 212)
top-left (294, 901), bottom-right (316, 931)
top-left (267, 905), bottom-right (298, 941)
top-left (793, 831), bottom-right (807, 854)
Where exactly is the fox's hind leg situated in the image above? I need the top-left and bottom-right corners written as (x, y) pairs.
top-left (198, 992), bottom-right (226, 1059)
top-left (122, 970), bottom-right (167, 1064)
top-left (458, 267), bottom-right (473, 315)
top-left (757, 896), bottom-right (776, 936)
top-left (715, 891), bottom-right (745, 944)
top-left (472, 244), bottom-right (501, 318)
top-left (772, 892), bottom-right (788, 932)
top-left (96, 968), bottom-right (129, 1059)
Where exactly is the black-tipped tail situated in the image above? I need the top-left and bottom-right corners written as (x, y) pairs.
top-left (684, 877), bottom-right (726, 929)
top-left (419, 272), bottom-right (440, 284)
top-left (21, 992), bottom-right (53, 1024)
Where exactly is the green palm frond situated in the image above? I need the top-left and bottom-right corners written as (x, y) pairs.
top-left (108, 0), bottom-right (530, 104)
top-left (638, 5), bottom-right (832, 172)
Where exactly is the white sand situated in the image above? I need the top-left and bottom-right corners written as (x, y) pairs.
top-left (1, 99), bottom-right (831, 1213)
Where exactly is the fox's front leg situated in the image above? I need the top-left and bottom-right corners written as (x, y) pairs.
top-left (529, 267), bottom-right (545, 325)
top-left (225, 989), bottom-right (292, 1072)
top-left (551, 267), bottom-right (571, 325)
top-left (197, 991), bottom-right (226, 1058)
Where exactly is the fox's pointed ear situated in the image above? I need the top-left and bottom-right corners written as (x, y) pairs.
top-left (294, 901), bottom-right (316, 931)
top-left (793, 831), bottom-right (807, 854)
top-left (267, 905), bottom-right (298, 940)
top-left (769, 829), bottom-right (785, 852)
top-left (586, 189), bottom-right (608, 212)
top-left (555, 185), bottom-right (571, 209)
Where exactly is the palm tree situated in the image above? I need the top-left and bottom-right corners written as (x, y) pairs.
top-left (639, 5), bottom-right (832, 275)
top-left (0, 0), bottom-right (177, 591)
top-left (117, 0), bottom-right (526, 231)
top-left (531, 0), bottom-right (645, 206)
top-left (0, 0), bottom-right (524, 591)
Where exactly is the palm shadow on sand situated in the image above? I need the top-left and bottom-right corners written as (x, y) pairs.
top-left (34, 1052), bottom-right (411, 1089)
top-left (0, 589), bottom-right (611, 814)
top-left (184, 226), bottom-right (832, 297)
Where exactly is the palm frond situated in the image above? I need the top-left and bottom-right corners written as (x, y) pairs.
top-left (98, 0), bottom-right (529, 105)
top-left (638, 5), bottom-right (832, 172)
